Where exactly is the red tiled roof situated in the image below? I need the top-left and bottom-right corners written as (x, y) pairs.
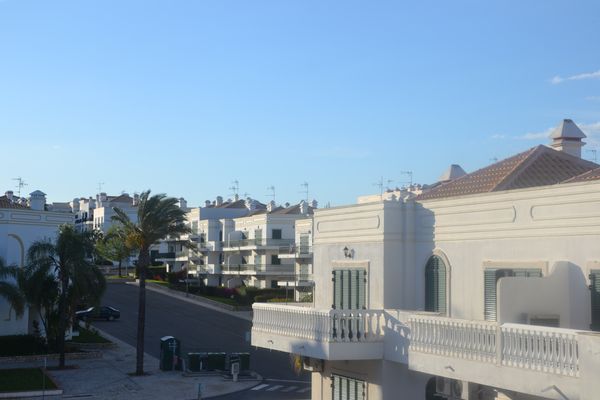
top-left (0, 196), bottom-right (29, 209)
top-left (417, 145), bottom-right (598, 201)
top-left (563, 167), bottom-right (600, 183)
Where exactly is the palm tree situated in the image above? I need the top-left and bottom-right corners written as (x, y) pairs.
top-left (112, 190), bottom-right (190, 376)
top-left (0, 257), bottom-right (25, 319)
top-left (27, 225), bottom-right (106, 368)
top-left (96, 225), bottom-right (134, 277)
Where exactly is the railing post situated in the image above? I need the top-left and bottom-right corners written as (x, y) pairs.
top-left (496, 324), bottom-right (502, 366)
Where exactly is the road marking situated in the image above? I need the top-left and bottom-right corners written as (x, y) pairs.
top-left (250, 384), bottom-right (269, 391)
top-left (267, 385), bottom-right (284, 391)
top-left (297, 387), bottom-right (311, 393)
top-left (265, 378), bottom-right (309, 384)
top-left (282, 386), bottom-right (298, 392)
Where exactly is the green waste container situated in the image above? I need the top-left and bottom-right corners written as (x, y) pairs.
top-left (188, 353), bottom-right (201, 372)
top-left (227, 352), bottom-right (250, 372)
top-left (160, 336), bottom-right (181, 371)
top-left (207, 352), bottom-right (226, 371)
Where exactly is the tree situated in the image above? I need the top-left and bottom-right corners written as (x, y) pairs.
top-left (96, 225), bottom-right (134, 277)
top-left (0, 257), bottom-right (25, 319)
top-left (26, 225), bottom-right (106, 368)
top-left (112, 190), bottom-right (190, 375)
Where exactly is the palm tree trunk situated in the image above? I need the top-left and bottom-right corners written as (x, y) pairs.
top-left (57, 273), bottom-right (69, 368)
top-left (135, 248), bottom-right (149, 375)
top-left (118, 259), bottom-right (122, 278)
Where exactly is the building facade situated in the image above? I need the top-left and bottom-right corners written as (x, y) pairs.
top-left (251, 120), bottom-right (600, 400)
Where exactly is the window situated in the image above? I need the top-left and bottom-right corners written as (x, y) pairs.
top-left (425, 255), bottom-right (447, 315)
top-left (271, 254), bottom-right (281, 265)
top-left (299, 234), bottom-right (310, 254)
top-left (254, 229), bottom-right (263, 244)
top-left (332, 269), bottom-right (366, 310)
top-left (590, 270), bottom-right (600, 331)
top-left (484, 268), bottom-right (542, 321)
top-left (271, 280), bottom-right (278, 289)
top-left (272, 229), bottom-right (282, 240)
top-left (331, 374), bottom-right (365, 400)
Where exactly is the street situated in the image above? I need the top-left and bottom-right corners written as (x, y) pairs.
top-left (95, 282), bottom-right (310, 399)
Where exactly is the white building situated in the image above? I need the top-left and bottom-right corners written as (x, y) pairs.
top-left (0, 190), bottom-right (73, 336)
top-left (252, 119), bottom-right (600, 400)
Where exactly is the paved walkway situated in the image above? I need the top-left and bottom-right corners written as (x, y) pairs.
top-left (2, 328), bottom-right (260, 399)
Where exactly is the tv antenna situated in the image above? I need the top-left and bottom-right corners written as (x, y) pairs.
top-left (373, 177), bottom-right (393, 199)
top-left (587, 149), bottom-right (597, 163)
top-left (399, 171), bottom-right (413, 187)
top-left (300, 182), bottom-right (309, 203)
top-left (229, 180), bottom-right (240, 197)
top-left (266, 186), bottom-right (276, 203)
top-left (12, 177), bottom-right (27, 197)
top-left (97, 181), bottom-right (105, 194)
top-left (242, 192), bottom-right (251, 199)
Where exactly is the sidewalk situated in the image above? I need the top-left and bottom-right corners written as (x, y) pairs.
top-left (2, 327), bottom-right (260, 399)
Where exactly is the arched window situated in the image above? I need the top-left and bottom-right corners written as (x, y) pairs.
top-left (425, 255), bottom-right (447, 314)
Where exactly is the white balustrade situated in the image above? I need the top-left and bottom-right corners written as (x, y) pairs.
top-left (408, 315), bottom-right (580, 377)
top-left (252, 303), bottom-right (384, 343)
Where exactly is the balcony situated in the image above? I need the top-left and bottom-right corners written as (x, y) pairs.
top-left (222, 238), bottom-right (295, 251)
top-left (221, 264), bottom-right (296, 275)
top-left (278, 245), bottom-right (313, 260)
top-left (155, 251), bottom-right (187, 262)
top-left (252, 303), bottom-right (385, 360)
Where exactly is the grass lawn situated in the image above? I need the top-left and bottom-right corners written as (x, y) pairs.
top-left (147, 279), bottom-right (169, 286)
top-left (0, 368), bottom-right (57, 392)
top-left (71, 327), bottom-right (110, 344)
top-left (201, 294), bottom-right (239, 306)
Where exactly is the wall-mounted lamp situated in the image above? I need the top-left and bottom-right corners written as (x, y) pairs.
top-left (343, 246), bottom-right (354, 259)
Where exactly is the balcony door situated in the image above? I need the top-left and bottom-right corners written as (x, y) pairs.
top-left (484, 268), bottom-right (542, 321)
top-left (332, 269), bottom-right (366, 310)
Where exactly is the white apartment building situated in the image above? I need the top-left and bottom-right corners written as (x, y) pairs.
top-left (0, 190), bottom-right (73, 336)
top-left (252, 120), bottom-right (600, 400)
top-left (278, 215), bottom-right (315, 301)
top-left (221, 200), bottom-right (314, 289)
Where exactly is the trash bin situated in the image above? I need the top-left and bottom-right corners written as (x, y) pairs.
top-left (226, 352), bottom-right (250, 372)
top-left (207, 352), bottom-right (226, 371)
top-left (160, 336), bottom-right (181, 371)
top-left (188, 353), bottom-right (201, 372)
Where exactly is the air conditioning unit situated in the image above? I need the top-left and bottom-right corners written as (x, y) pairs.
top-left (528, 314), bottom-right (560, 328)
top-left (435, 377), bottom-right (464, 399)
top-left (302, 357), bottom-right (323, 372)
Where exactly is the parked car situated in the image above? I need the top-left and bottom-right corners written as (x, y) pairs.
top-left (76, 306), bottom-right (120, 321)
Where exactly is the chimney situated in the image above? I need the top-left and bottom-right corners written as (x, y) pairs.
top-left (71, 198), bottom-right (80, 212)
top-left (234, 194), bottom-right (239, 201)
top-left (245, 198), bottom-right (256, 211)
top-left (310, 199), bottom-right (318, 209)
top-left (267, 200), bottom-right (276, 212)
top-left (5, 191), bottom-right (13, 202)
top-left (549, 119), bottom-right (586, 158)
top-left (285, 202), bottom-right (290, 208)
top-left (178, 197), bottom-right (187, 209)
top-left (29, 190), bottom-right (46, 211)
top-left (133, 193), bottom-right (140, 206)
top-left (216, 196), bottom-right (223, 206)
top-left (299, 200), bottom-right (308, 215)
top-left (204, 200), bottom-right (211, 207)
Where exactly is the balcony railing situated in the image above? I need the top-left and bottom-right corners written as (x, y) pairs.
top-left (253, 303), bottom-right (385, 343)
top-left (409, 315), bottom-right (580, 377)
top-left (221, 264), bottom-right (296, 274)
top-left (223, 238), bottom-right (295, 248)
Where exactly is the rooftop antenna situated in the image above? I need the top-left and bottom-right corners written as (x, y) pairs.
top-left (97, 181), bottom-right (105, 194)
top-left (12, 177), bottom-right (27, 197)
top-left (266, 186), bottom-right (276, 203)
top-left (300, 182), bottom-right (309, 203)
top-left (586, 149), bottom-right (597, 163)
top-left (399, 171), bottom-right (413, 188)
top-left (373, 177), bottom-right (393, 199)
top-left (229, 180), bottom-right (240, 198)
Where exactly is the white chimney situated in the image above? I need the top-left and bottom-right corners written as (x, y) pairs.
top-left (178, 197), bottom-right (187, 209)
top-left (5, 191), bottom-right (13, 202)
top-left (299, 200), bottom-right (308, 215)
top-left (549, 119), bottom-right (586, 158)
top-left (310, 199), bottom-right (318, 209)
top-left (71, 198), bottom-right (80, 212)
top-left (267, 200), bottom-right (276, 212)
top-left (204, 200), bottom-right (211, 207)
top-left (29, 190), bottom-right (46, 211)
top-left (234, 194), bottom-right (239, 201)
top-left (245, 198), bottom-right (256, 211)
top-left (133, 193), bottom-right (140, 206)
top-left (285, 202), bottom-right (290, 208)
top-left (216, 196), bottom-right (223, 206)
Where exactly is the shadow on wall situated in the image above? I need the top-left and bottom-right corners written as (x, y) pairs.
top-left (497, 261), bottom-right (590, 329)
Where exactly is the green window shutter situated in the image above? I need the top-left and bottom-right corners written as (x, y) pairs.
top-left (591, 270), bottom-right (600, 331)
top-left (332, 375), bottom-right (340, 400)
top-left (357, 269), bottom-right (366, 309)
top-left (425, 256), bottom-right (446, 314)
top-left (333, 270), bottom-right (342, 309)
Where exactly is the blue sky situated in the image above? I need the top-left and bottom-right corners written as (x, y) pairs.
top-left (1, 1), bottom-right (599, 206)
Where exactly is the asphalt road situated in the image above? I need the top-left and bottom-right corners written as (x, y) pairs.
top-left (95, 282), bottom-right (310, 399)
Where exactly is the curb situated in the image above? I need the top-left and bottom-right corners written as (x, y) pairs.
top-left (126, 281), bottom-right (253, 321)
top-left (0, 351), bottom-right (102, 363)
top-left (0, 389), bottom-right (63, 398)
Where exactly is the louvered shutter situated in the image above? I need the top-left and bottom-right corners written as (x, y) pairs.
top-left (300, 234), bottom-right (309, 253)
top-left (348, 378), bottom-right (356, 400)
top-left (591, 270), bottom-right (600, 331)
top-left (425, 256), bottom-right (446, 314)
top-left (437, 260), bottom-right (447, 314)
top-left (332, 375), bottom-right (340, 400)
top-left (484, 269), bottom-right (498, 321)
top-left (356, 269), bottom-right (366, 309)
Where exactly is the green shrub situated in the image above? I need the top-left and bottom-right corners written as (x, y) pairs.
top-left (0, 335), bottom-right (48, 357)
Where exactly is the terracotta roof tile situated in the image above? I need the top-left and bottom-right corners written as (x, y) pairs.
top-left (417, 145), bottom-right (598, 201)
top-left (563, 167), bottom-right (600, 183)
top-left (0, 196), bottom-right (29, 209)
